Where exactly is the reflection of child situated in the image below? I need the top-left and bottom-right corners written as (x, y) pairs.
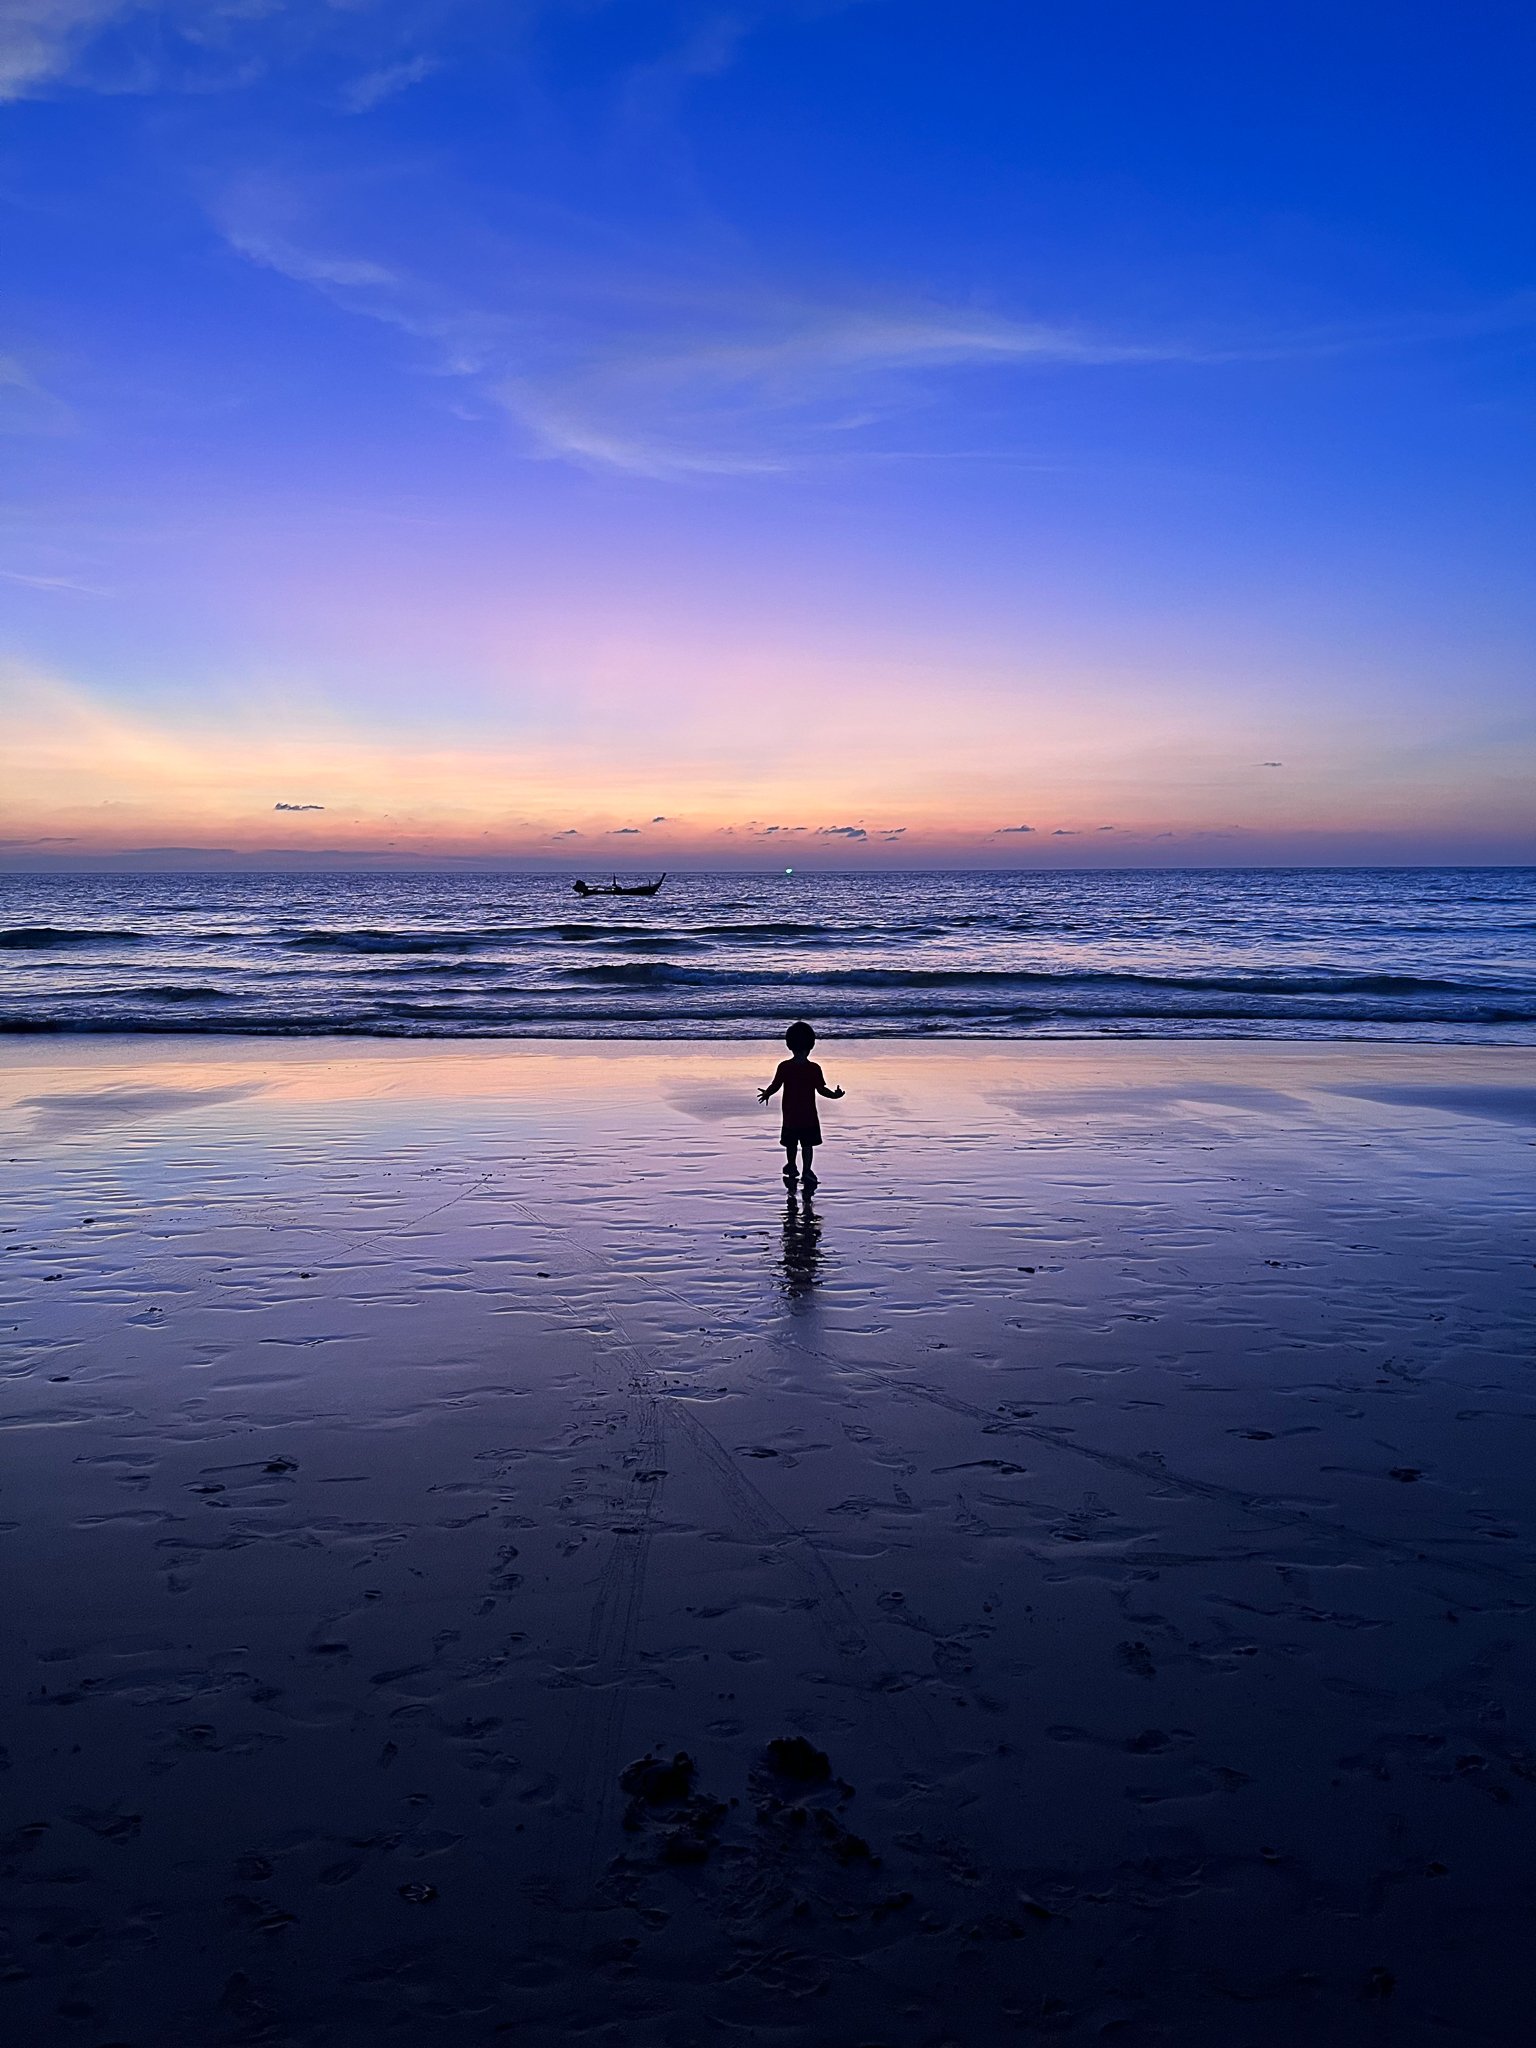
top-left (758, 1019), bottom-right (844, 1190)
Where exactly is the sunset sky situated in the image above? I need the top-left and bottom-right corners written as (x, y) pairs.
top-left (2, 0), bottom-right (1533, 868)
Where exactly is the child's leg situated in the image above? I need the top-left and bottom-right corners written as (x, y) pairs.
top-left (782, 1139), bottom-right (799, 1179)
top-left (800, 1142), bottom-right (817, 1186)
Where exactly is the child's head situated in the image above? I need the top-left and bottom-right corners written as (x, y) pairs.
top-left (785, 1019), bottom-right (816, 1055)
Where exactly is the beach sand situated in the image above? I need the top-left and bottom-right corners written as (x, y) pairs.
top-left (2, 1037), bottom-right (1533, 2046)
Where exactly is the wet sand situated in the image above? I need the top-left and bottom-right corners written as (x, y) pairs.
top-left (2, 1037), bottom-right (1533, 2047)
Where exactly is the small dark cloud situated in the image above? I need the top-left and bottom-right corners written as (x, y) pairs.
top-left (651, 815), bottom-right (667, 823)
top-left (1152, 831), bottom-right (1175, 840)
top-left (1096, 824), bottom-right (1116, 832)
top-left (817, 825), bottom-right (867, 840)
top-left (274, 802), bottom-right (325, 812)
top-left (608, 827), bottom-right (641, 834)
top-left (0, 835), bottom-right (77, 846)
top-left (1051, 828), bottom-right (1077, 837)
top-left (878, 828), bottom-right (907, 840)
top-left (550, 828), bottom-right (581, 839)
top-left (1259, 761), bottom-right (1283, 768)
top-left (993, 824), bottom-right (1035, 835)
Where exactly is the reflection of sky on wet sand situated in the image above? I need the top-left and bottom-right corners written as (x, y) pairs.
top-left (7, 1031), bottom-right (1536, 1134)
top-left (3, 1037), bottom-right (1535, 2043)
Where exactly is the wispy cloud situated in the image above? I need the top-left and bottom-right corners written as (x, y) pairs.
top-left (0, 354), bottom-right (75, 437)
top-left (220, 213), bottom-right (406, 300)
top-left (992, 823), bottom-right (1035, 834)
top-left (0, 1), bottom-right (460, 103)
top-left (341, 53), bottom-right (439, 115)
top-left (817, 824), bottom-right (867, 840)
top-left (0, 0), bottom-right (127, 99)
top-left (274, 802), bottom-right (324, 812)
top-left (212, 175), bottom-right (1224, 481)
top-left (501, 305), bottom-right (1192, 476)
top-left (1, 567), bottom-right (107, 595)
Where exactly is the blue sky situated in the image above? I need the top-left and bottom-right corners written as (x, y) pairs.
top-left (2, 0), bottom-right (1533, 866)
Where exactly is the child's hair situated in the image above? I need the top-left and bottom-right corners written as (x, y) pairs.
top-left (785, 1019), bottom-right (817, 1053)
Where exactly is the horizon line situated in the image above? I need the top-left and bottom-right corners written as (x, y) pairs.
top-left (3, 861), bottom-right (1534, 878)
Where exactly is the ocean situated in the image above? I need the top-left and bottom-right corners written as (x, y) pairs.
top-left (2, 867), bottom-right (1533, 1041)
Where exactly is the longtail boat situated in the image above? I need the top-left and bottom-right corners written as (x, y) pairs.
top-left (571, 874), bottom-right (667, 898)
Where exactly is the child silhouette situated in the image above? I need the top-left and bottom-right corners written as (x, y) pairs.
top-left (758, 1019), bottom-right (844, 1190)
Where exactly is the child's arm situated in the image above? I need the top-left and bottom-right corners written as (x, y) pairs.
top-left (816, 1082), bottom-right (845, 1098)
top-left (757, 1069), bottom-right (784, 1104)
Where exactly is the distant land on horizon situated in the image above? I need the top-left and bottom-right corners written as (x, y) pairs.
top-left (2, 853), bottom-right (1534, 878)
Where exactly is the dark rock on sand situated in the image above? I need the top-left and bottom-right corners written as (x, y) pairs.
top-left (619, 1751), bottom-right (728, 1863)
top-left (763, 1736), bottom-right (833, 1784)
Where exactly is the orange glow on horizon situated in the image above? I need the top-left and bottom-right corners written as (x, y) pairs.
top-left (6, 658), bottom-right (1531, 866)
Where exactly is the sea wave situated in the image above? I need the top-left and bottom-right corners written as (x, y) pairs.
top-left (560, 962), bottom-right (705, 983)
top-left (554, 963), bottom-right (1523, 997)
top-left (282, 928), bottom-right (506, 953)
top-left (0, 925), bottom-right (142, 949)
top-left (3, 1000), bottom-right (1533, 1037)
top-left (280, 917), bottom-right (964, 952)
top-left (283, 923), bottom-right (714, 953)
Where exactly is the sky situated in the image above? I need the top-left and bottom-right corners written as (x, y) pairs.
top-left (2, 0), bottom-right (1533, 870)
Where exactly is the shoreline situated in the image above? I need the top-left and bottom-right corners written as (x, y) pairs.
top-left (4, 1020), bottom-right (1536, 1042)
top-left (8, 1026), bottom-right (1536, 1057)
